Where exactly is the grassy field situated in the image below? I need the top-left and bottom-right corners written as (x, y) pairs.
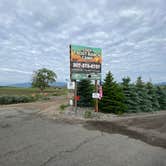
top-left (0, 86), bottom-right (67, 96)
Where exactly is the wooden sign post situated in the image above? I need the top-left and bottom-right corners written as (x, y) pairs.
top-left (95, 80), bottom-right (99, 112)
top-left (74, 80), bottom-right (77, 113)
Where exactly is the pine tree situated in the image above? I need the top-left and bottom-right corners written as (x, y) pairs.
top-left (99, 71), bottom-right (126, 114)
top-left (136, 77), bottom-right (153, 112)
top-left (121, 77), bottom-right (140, 113)
top-left (146, 82), bottom-right (160, 111)
top-left (156, 86), bottom-right (166, 110)
top-left (77, 80), bottom-right (94, 107)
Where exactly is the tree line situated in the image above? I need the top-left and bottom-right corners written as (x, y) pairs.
top-left (30, 68), bottom-right (166, 114)
top-left (77, 71), bottom-right (166, 114)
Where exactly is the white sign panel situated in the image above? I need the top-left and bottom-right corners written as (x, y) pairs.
top-left (69, 99), bottom-right (73, 106)
top-left (92, 93), bottom-right (100, 99)
top-left (67, 82), bottom-right (75, 89)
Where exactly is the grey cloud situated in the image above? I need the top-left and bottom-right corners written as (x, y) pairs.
top-left (0, 0), bottom-right (166, 83)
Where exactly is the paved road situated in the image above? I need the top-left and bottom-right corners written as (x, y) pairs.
top-left (0, 108), bottom-right (166, 166)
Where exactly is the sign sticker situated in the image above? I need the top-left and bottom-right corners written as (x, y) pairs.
top-left (92, 93), bottom-right (100, 99)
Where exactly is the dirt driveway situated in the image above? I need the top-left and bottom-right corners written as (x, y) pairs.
top-left (0, 98), bottom-right (166, 166)
top-left (85, 113), bottom-right (166, 149)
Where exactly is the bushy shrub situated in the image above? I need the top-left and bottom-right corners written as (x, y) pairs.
top-left (0, 95), bottom-right (36, 105)
top-left (77, 80), bottom-right (94, 107)
top-left (84, 110), bottom-right (93, 118)
top-left (59, 104), bottom-right (69, 111)
top-left (52, 93), bottom-right (58, 96)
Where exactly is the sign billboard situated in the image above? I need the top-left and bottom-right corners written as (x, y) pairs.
top-left (70, 45), bottom-right (102, 80)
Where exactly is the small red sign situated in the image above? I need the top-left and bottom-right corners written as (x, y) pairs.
top-left (75, 96), bottom-right (80, 101)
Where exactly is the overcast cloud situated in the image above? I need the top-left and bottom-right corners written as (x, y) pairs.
top-left (0, 0), bottom-right (166, 83)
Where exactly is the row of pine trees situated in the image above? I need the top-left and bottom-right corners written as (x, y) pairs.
top-left (77, 71), bottom-right (166, 114)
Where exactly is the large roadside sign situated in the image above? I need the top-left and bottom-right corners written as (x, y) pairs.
top-left (70, 45), bottom-right (102, 80)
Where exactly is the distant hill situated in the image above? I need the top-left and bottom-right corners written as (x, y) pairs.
top-left (8, 82), bottom-right (32, 88)
top-left (50, 82), bottom-right (67, 87)
top-left (0, 82), bottom-right (67, 88)
top-left (156, 82), bottom-right (166, 86)
top-left (0, 81), bottom-right (165, 88)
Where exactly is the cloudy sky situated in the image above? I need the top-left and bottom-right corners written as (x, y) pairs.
top-left (0, 0), bottom-right (166, 84)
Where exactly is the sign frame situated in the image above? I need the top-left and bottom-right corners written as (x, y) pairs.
top-left (70, 44), bottom-right (102, 81)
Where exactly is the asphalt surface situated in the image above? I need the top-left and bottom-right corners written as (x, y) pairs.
top-left (0, 107), bottom-right (166, 166)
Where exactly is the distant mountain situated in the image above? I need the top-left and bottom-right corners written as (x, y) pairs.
top-left (1, 81), bottom-right (165, 88)
top-left (156, 82), bottom-right (166, 86)
top-left (8, 82), bottom-right (32, 88)
top-left (0, 82), bottom-right (67, 88)
top-left (50, 82), bottom-right (67, 87)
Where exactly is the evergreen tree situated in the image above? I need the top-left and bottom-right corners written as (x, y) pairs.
top-left (136, 77), bottom-right (153, 112)
top-left (146, 82), bottom-right (160, 111)
top-left (99, 71), bottom-right (126, 114)
top-left (122, 77), bottom-right (140, 113)
top-left (77, 80), bottom-right (94, 107)
top-left (156, 86), bottom-right (166, 110)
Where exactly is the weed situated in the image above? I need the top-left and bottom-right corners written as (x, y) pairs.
top-left (59, 104), bottom-right (69, 111)
top-left (84, 110), bottom-right (93, 119)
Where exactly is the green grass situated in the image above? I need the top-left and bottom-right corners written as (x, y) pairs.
top-left (84, 110), bottom-right (93, 118)
top-left (0, 95), bottom-right (37, 105)
top-left (0, 86), bottom-right (68, 105)
top-left (0, 86), bottom-right (67, 96)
